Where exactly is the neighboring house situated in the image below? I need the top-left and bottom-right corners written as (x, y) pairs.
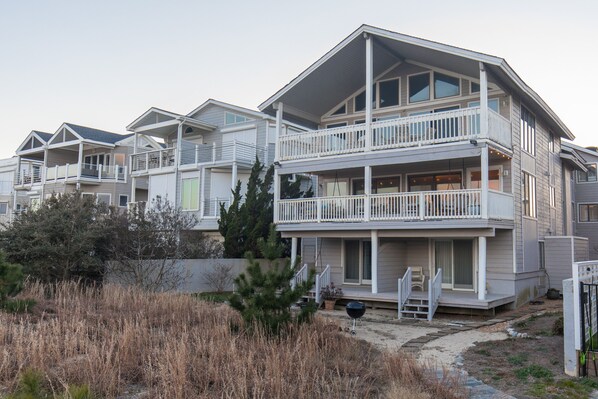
top-left (126, 99), bottom-right (304, 238)
top-left (0, 157), bottom-right (18, 226)
top-left (563, 142), bottom-right (598, 259)
top-left (259, 25), bottom-right (580, 318)
top-left (14, 123), bottom-right (160, 209)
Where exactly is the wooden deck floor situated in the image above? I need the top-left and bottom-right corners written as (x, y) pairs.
top-left (321, 286), bottom-right (514, 310)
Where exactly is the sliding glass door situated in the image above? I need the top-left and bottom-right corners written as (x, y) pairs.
top-left (434, 240), bottom-right (474, 290)
top-left (344, 240), bottom-right (372, 285)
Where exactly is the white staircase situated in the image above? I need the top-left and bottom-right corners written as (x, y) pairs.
top-left (398, 268), bottom-right (442, 321)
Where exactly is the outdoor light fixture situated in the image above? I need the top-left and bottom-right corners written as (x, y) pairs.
top-left (184, 127), bottom-right (194, 134)
top-left (470, 139), bottom-right (478, 146)
top-left (273, 161), bottom-right (281, 166)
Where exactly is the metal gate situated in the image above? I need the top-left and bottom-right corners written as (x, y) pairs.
top-left (580, 282), bottom-right (598, 376)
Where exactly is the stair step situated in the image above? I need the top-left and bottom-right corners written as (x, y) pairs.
top-left (400, 310), bottom-right (428, 315)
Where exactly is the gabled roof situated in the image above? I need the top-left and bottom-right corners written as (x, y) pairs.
top-left (259, 24), bottom-right (574, 140)
top-left (64, 123), bottom-right (132, 144)
top-left (187, 99), bottom-right (267, 120)
top-left (562, 141), bottom-right (598, 163)
top-left (16, 130), bottom-right (53, 155)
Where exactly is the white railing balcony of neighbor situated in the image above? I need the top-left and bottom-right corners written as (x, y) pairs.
top-left (277, 107), bottom-right (512, 161)
top-left (45, 163), bottom-right (126, 182)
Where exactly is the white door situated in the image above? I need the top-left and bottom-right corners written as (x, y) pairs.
top-left (149, 174), bottom-right (176, 205)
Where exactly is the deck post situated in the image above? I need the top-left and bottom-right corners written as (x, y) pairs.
top-left (176, 122), bottom-right (183, 166)
top-left (364, 165), bottom-right (371, 221)
top-left (131, 177), bottom-right (136, 202)
top-left (481, 145), bottom-right (489, 219)
top-left (274, 102), bottom-right (283, 162)
top-left (273, 169), bottom-right (280, 223)
top-left (371, 229), bottom-right (378, 294)
top-left (199, 167), bottom-right (206, 219)
top-left (230, 161), bottom-right (238, 205)
top-left (479, 62), bottom-right (489, 138)
top-left (291, 237), bottom-right (298, 267)
top-left (478, 236), bottom-right (487, 300)
top-left (365, 33), bottom-right (373, 151)
top-left (133, 132), bottom-right (138, 154)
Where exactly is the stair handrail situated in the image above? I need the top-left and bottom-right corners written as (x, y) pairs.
top-left (315, 264), bottom-right (331, 305)
top-left (291, 263), bottom-right (308, 290)
top-left (397, 267), bottom-right (412, 319)
top-left (427, 268), bottom-right (442, 321)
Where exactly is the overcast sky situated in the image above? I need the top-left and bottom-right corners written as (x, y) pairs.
top-left (0, 0), bottom-right (596, 159)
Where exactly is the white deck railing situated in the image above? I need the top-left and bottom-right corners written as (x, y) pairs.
top-left (397, 267), bottom-right (413, 320)
top-left (290, 263), bottom-right (308, 290)
top-left (15, 169), bottom-right (43, 186)
top-left (278, 107), bottom-right (512, 161)
top-left (277, 189), bottom-right (515, 223)
top-left (131, 148), bottom-right (175, 172)
top-left (202, 198), bottom-right (231, 218)
top-left (315, 264), bottom-right (331, 305)
top-left (428, 268), bottom-right (442, 321)
top-left (45, 163), bottom-right (126, 182)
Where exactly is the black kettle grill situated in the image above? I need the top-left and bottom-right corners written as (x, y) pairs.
top-left (345, 301), bottom-right (366, 335)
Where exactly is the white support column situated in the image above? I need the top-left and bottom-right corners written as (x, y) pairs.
top-left (479, 62), bottom-right (489, 138)
top-left (131, 177), bottom-right (136, 202)
top-left (364, 165), bottom-right (371, 221)
top-left (371, 229), bottom-right (379, 294)
top-left (365, 34), bottom-right (373, 150)
top-left (478, 236), bottom-right (487, 300)
top-left (77, 142), bottom-right (83, 179)
top-left (133, 132), bottom-right (138, 154)
top-left (230, 162), bottom-right (238, 204)
top-left (273, 168), bottom-right (280, 223)
top-left (291, 237), bottom-right (298, 267)
top-left (176, 122), bottom-right (183, 166)
top-left (274, 102), bottom-right (283, 162)
top-left (481, 145), bottom-right (489, 219)
top-left (199, 167), bottom-right (206, 219)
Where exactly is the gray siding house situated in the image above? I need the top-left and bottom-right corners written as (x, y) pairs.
top-left (13, 124), bottom-right (159, 210)
top-left (563, 142), bottom-right (598, 259)
top-left (127, 99), bottom-right (303, 237)
top-left (259, 25), bottom-right (579, 317)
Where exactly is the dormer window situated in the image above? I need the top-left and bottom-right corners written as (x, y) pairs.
top-left (225, 112), bottom-right (251, 125)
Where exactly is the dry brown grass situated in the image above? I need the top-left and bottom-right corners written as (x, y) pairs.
top-left (0, 282), bottom-right (464, 398)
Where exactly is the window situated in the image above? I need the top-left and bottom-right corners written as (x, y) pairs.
top-left (548, 132), bottom-right (555, 153)
top-left (225, 112), bottom-right (251, 125)
top-left (409, 73), bottom-right (430, 103)
top-left (181, 178), bottom-right (199, 210)
top-left (354, 85), bottom-right (377, 112)
top-left (471, 82), bottom-right (481, 93)
top-left (523, 172), bottom-right (537, 218)
top-left (549, 186), bottom-right (556, 208)
top-left (409, 173), bottom-right (462, 192)
top-left (579, 203), bottom-right (598, 222)
top-left (331, 103), bottom-right (346, 116)
top-left (468, 99), bottom-right (499, 113)
top-left (97, 194), bottom-right (111, 206)
top-left (521, 106), bottom-right (536, 156)
top-left (119, 195), bottom-right (129, 207)
top-left (469, 169), bottom-right (501, 191)
top-left (434, 72), bottom-right (460, 99)
top-left (326, 122), bottom-right (347, 129)
top-left (379, 79), bottom-right (399, 108)
top-left (577, 164), bottom-right (598, 183)
top-left (352, 176), bottom-right (400, 195)
top-left (0, 202), bottom-right (7, 215)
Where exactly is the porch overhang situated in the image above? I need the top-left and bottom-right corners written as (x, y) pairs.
top-left (127, 107), bottom-right (216, 139)
top-left (258, 24), bottom-right (573, 140)
top-left (280, 226), bottom-right (501, 238)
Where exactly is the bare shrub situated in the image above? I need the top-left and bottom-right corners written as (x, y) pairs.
top-left (0, 281), bottom-right (464, 398)
top-left (202, 263), bottom-right (234, 292)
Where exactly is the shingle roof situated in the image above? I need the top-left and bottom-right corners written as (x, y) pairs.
top-left (65, 123), bottom-right (133, 144)
top-left (32, 131), bottom-right (53, 142)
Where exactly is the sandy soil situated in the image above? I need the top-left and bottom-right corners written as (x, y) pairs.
top-left (419, 330), bottom-right (508, 366)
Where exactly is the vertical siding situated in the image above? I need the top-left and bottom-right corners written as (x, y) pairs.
top-left (319, 238), bottom-right (343, 284)
top-left (377, 239), bottom-right (406, 292)
top-left (487, 230), bottom-right (514, 273)
top-left (544, 237), bottom-right (574, 289)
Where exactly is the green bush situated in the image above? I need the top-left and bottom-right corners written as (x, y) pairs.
top-left (515, 364), bottom-right (553, 380)
top-left (1, 298), bottom-right (36, 314)
top-left (0, 251), bottom-right (23, 301)
top-left (7, 369), bottom-right (94, 399)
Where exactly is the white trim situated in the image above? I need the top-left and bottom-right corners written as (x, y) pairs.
top-left (126, 107), bottom-right (182, 131)
top-left (188, 99), bottom-right (268, 121)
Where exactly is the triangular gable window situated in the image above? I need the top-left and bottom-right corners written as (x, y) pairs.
top-left (225, 112), bottom-right (252, 125)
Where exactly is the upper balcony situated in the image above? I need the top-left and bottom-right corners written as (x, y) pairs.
top-left (130, 140), bottom-right (266, 175)
top-left (277, 107), bottom-right (511, 163)
top-left (45, 163), bottom-right (127, 184)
